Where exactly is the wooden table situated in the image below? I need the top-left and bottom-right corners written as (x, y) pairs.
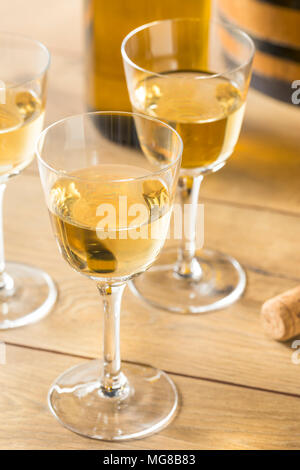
top-left (0, 0), bottom-right (300, 450)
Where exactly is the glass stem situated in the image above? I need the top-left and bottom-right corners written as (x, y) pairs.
top-left (97, 282), bottom-right (128, 398)
top-left (175, 174), bottom-right (204, 280)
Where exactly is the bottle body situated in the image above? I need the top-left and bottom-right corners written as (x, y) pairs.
top-left (84, 0), bottom-right (211, 111)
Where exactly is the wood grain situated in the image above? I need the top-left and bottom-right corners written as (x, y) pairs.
top-left (2, 344), bottom-right (300, 450)
top-left (0, 174), bottom-right (299, 395)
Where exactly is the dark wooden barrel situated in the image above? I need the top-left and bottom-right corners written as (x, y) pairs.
top-left (218, 0), bottom-right (300, 104)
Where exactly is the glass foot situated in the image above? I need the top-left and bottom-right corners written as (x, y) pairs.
top-left (0, 261), bottom-right (57, 329)
top-left (131, 247), bottom-right (246, 314)
top-left (48, 360), bottom-right (178, 441)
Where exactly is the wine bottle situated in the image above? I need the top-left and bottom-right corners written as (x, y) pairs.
top-left (84, 0), bottom-right (211, 112)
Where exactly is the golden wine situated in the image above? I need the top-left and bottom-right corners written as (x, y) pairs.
top-left (132, 71), bottom-right (246, 170)
top-left (84, 0), bottom-right (211, 111)
top-left (0, 90), bottom-right (44, 176)
top-left (49, 165), bottom-right (171, 280)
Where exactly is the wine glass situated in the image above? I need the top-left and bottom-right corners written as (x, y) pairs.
top-left (122, 18), bottom-right (255, 314)
top-left (0, 33), bottom-right (57, 329)
top-left (37, 111), bottom-right (182, 441)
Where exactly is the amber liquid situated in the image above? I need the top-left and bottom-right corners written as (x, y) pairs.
top-left (84, 0), bottom-right (211, 111)
top-left (132, 71), bottom-right (246, 170)
top-left (49, 165), bottom-right (171, 280)
top-left (0, 90), bottom-right (44, 177)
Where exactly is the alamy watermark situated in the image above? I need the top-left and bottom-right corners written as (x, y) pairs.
top-left (291, 340), bottom-right (300, 364)
top-left (291, 80), bottom-right (300, 105)
top-left (94, 198), bottom-right (205, 250)
top-left (291, 340), bottom-right (300, 365)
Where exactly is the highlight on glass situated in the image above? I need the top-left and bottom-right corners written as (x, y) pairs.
top-left (122, 18), bottom-right (255, 314)
top-left (37, 111), bottom-right (182, 441)
top-left (0, 32), bottom-right (57, 329)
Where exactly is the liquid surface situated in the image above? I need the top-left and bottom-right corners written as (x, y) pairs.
top-left (0, 90), bottom-right (44, 177)
top-left (50, 165), bottom-right (171, 280)
top-left (133, 71), bottom-right (246, 170)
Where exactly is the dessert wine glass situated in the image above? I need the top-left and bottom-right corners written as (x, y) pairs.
top-left (0, 33), bottom-right (57, 329)
top-left (37, 111), bottom-right (182, 441)
top-left (122, 18), bottom-right (255, 314)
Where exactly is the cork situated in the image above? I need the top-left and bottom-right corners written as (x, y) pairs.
top-left (261, 286), bottom-right (300, 341)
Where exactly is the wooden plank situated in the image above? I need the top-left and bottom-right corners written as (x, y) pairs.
top-left (1, 173), bottom-right (300, 395)
top-left (1, 344), bottom-right (300, 450)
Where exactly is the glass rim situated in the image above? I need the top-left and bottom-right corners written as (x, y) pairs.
top-left (36, 111), bottom-right (183, 183)
top-left (121, 17), bottom-right (255, 80)
top-left (0, 31), bottom-right (51, 89)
